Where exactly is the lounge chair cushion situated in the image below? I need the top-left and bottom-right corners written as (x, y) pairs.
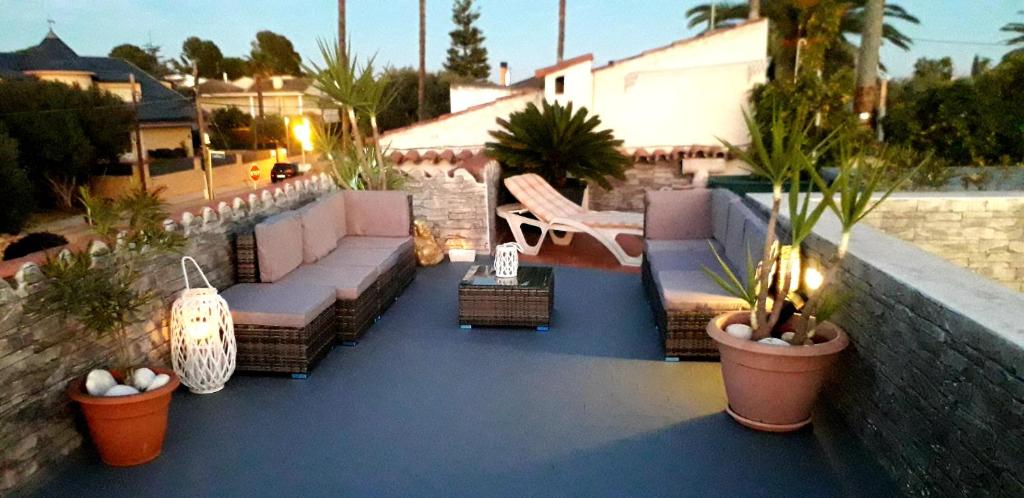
top-left (644, 189), bottom-right (712, 240)
top-left (655, 270), bottom-right (750, 312)
top-left (323, 192), bottom-right (347, 241)
top-left (711, 189), bottom-right (737, 243)
top-left (318, 247), bottom-right (397, 274)
top-left (255, 211), bottom-right (303, 283)
top-left (504, 174), bottom-right (585, 223)
top-left (646, 239), bottom-right (725, 273)
top-left (221, 282), bottom-right (335, 329)
top-left (298, 200), bottom-right (337, 264)
top-left (337, 235), bottom-right (414, 254)
top-left (345, 191), bottom-right (411, 237)
top-left (281, 264), bottom-right (377, 300)
top-left (570, 211), bottom-right (644, 229)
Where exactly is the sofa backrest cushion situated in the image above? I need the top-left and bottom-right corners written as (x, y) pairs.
top-left (710, 189), bottom-right (739, 243)
top-left (723, 203), bottom-right (749, 270)
top-left (255, 211), bottom-right (303, 282)
top-left (323, 192), bottom-right (347, 241)
top-left (298, 200), bottom-right (337, 263)
top-left (644, 189), bottom-right (712, 240)
top-left (741, 213), bottom-right (768, 287)
top-left (345, 191), bottom-right (412, 237)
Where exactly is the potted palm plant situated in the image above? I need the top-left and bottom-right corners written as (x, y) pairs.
top-left (704, 107), bottom-right (923, 432)
top-left (27, 187), bottom-right (185, 465)
top-left (485, 100), bottom-right (631, 204)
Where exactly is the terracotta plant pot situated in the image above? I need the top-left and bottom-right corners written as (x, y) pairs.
top-left (67, 368), bottom-right (181, 466)
top-left (706, 312), bottom-right (848, 432)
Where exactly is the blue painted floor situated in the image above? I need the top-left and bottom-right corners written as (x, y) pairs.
top-left (26, 262), bottom-right (898, 497)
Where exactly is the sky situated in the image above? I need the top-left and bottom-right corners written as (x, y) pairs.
top-left (0, 0), bottom-right (1022, 81)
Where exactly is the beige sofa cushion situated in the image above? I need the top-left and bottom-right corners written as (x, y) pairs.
top-left (255, 211), bottom-right (303, 282)
top-left (337, 235), bottom-right (413, 253)
top-left (644, 189), bottom-right (712, 240)
top-left (318, 247), bottom-right (397, 274)
top-left (323, 192), bottom-right (347, 241)
top-left (345, 191), bottom-right (411, 237)
top-left (655, 270), bottom-right (749, 312)
top-left (281, 264), bottom-right (377, 300)
top-left (646, 239), bottom-right (725, 274)
top-left (221, 282), bottom-right (335, 328)
top-left (299, 200), bottom-right (338, 264)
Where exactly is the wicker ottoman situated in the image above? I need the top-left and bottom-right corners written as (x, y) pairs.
top-left (458, 265), bottom-right (554, 330)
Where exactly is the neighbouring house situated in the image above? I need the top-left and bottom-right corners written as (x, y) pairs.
top-left (196, 75), bottom-right (323, 120)
top-left (0, 29), bottom-right (196, 163)
top-left (382, 19), bottom-right (769, 211)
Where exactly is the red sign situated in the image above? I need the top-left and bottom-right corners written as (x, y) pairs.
top-left (249, 164), bottom-right (260, 182)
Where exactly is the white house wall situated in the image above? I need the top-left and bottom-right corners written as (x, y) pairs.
top-left (383, 91), bottom-right (542, 150)
top-left (542, 59), bottom-right (593, 109)
top-left (450, 85), bottom-right (516, 113)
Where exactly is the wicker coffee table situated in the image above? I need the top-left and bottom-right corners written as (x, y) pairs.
top-left (458, 265), bottom-right (554, 331)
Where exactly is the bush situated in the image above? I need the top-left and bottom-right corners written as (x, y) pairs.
top-left (0, 127), bottom-right (34, 234)
top-left (3, 232), bottom-right (69, 260)
top-left (252, 115), bottom-right (286, 146)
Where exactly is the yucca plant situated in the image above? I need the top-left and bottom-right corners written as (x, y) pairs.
top-left (485, 100), bottom-right (630, 190)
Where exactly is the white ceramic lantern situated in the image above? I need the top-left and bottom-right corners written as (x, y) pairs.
top-left (171, 257), bottom-right (236, 394)
top-left (494, 242), bottom-right (523, 278)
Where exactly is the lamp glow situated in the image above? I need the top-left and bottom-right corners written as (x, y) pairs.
top-left (171, 257), bottom-right (236, 394)
top-left (804, 267), bottom-right (824, 292)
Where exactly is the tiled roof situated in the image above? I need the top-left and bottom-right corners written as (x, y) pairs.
top-left (534, 54), bottom-right (594, 78)
top-left (196, 79), bottom-right (245, 94)
top-left (381, 88), bottom-right (541, 137)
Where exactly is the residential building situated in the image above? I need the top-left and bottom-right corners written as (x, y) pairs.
top-left (196, 75), bottom-right (322, 119)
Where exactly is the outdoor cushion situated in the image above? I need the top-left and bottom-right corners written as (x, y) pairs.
top-left (646, 240), bottom-right (725, 274)
top-left (281, 264), bottom-right (377, 300)
top-left (711, 189), bottom-right (738, 244)
top-left (724, 202), bottom-right (754, 270)
top-left (504, 173), bottom-right (585, 223)
top-left (655, 270), bottom-right (750, 312)
top-left (298, 200), bottom-right (338, 264)
top-left (255, 211), bottom-right (303, 283)
top-left (644, 189), bottom-right (712, 240)
top-left (345, 191), bottom-right (411, 237)
top-left (323, 191), bottom-right (348, 241)
top-left (318, 246), bottom-right (397, 275)
top-left (337, 235), bottom-right (413, 254)
top-left (221, 282), bottom-right (335, 329)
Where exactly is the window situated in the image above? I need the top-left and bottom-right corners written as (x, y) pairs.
top-left (555, 76), bottom-right (565, 95)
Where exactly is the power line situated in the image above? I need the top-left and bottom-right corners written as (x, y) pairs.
top-left (912, 37), bottom-right (1008, 47)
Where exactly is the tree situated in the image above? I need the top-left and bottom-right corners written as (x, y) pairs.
top-left (853, 0), bottom-right (885, 121)
top-left (252, 31), bottom-right (302, 76)
top-left (444, 0), bottom-right (490, 80)
top-left (377, 68), bottom-right (451, 131)
top-left (338, 0), bottom-right (347, 55)
top-left (246, 50), bottom-right (274, 118)
top-left (971, 55), bottom-right (992, 78)
top-left (419, 0), bottom-right (427, 121)
top-left (913, 57), bottom-right (953, 82)
top-left (0, 126), bottom-right (34, 234)
top-left (219, 57), bottom-right (249, 80)
top-left (176, 37), bottom-right (223, 78)
top-left (557, 0), bottom-right (566, 62)
top-left (749, 0), bottom-right (760, 20)
top-left (109, 44), bottom-right (165, 77)
top-left (1002, 11), bottom-right (1024, 46)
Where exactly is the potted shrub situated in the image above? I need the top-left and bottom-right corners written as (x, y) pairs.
top-left (485, 100), bottom-right (631, 205)
top-left (704, 108), bottom-right (922, 432)
top-left (27, 187), bottom-right (185, 465)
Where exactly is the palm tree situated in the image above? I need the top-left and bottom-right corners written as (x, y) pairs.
top-left (418, 0), bottom-right (426, 121)
top-left (854, 0), bottom-right (885, 121)
top-left (557, 0), bottom-right (566, 62)
top-left (1003, 11), bottom-right (1024, 46)
top-left (338, 0), bottom-right (346, 54)
top-left (247, 50), bottom-right (273, 118)
top-left (749, 0), bottom-right (760, 20)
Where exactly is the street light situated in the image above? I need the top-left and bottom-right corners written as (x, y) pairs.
top-left (292, 117), bottom-right (313, 167)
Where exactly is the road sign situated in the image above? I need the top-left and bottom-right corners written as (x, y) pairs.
top-left (249, 164), bottom-right (260, 182)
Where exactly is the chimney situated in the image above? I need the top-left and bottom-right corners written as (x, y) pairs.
top-left (223, 72), bottom-right (228, 82)
top-left (499, 62), bottom-right (510, 87)
top-left (272, 76), bottom-right (284, 90)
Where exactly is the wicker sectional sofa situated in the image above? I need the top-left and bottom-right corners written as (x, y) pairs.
top-left (642, 188), bottom-right (768, 360)
top-left (222, 190), bottom-right (416, 375)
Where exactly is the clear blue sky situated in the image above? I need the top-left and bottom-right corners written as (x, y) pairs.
top-left (1, 0), bottom-right (1021, 80)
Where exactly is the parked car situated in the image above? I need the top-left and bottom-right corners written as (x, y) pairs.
top-left (271, 162), bottom-right (302, 183)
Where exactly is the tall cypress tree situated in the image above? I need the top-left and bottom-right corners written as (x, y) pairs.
top-left (444, 0), bottom-right (490, 80)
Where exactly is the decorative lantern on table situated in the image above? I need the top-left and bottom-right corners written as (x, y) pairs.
top-left (494, 242), bottom-right (523, 278)
top-left (171, 257), bottom-right (236, 394)
top-left (446, 236), bottom-right (476, 262)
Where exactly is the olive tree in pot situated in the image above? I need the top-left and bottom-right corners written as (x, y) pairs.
top-left (485, 100), bottom-right (631, 205)
top-left (26, 187), bottom-right (185, 465)
top-left (704, 108), bottom-right (922, 432)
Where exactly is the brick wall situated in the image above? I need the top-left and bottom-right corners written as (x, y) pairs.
top-left (0, 175), bottom-right (330, 493)
top-left (862, 193), bottom-right (1024, 292)
top-left (750, 193), bottom-right (1024, 497)
top-left (402, 161), bottom-right (500, 253)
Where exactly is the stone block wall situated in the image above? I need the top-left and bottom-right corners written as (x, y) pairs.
top-left (750, 194), bottom-right (1024, 497)
top-left (862, 193), bottom-right (1024, 292)
top-left (402, 161), bottom-right (499, 253)
top-left (0, 174), bottom-right (332, 493)
top-left (589, 160), bottom-right (692, 212)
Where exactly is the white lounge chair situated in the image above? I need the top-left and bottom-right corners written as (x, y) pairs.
top-left (498, 173), bottom-right (644, 266)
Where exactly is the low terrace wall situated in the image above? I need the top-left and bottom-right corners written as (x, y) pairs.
top-left (751, 193), bottom-right (1024, 497)
top-left (589, 158), bottom-right (749, 212)
top-left (0, 175), bottom-right (333, 493)
top-left (400, 160), bottom-right (499, 253)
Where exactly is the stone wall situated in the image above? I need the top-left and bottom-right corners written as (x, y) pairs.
top-left (402, 161), bottom-right (500, 253)
top-left (588, 158), bottom-right (750, 212)
top-left (750, 194), bottom-right (1024, 497)
top-left (862, 193), bottom-right (1024, 292)
top-left (0, 174), bottom-right (332, 493)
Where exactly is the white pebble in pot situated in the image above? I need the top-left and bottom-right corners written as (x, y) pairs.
top-left (725, 324), bottom-right (753, 340)
top-left (85, 369), bottom-right (117, 396)
top-left (757, 337), bottom-right (791, 347)
top-left (104, 385), bottom-right (141, 396)
top-left (146, 374), bottom-right (171, 392)
top-left (132, 368), bottom-right (156, 391)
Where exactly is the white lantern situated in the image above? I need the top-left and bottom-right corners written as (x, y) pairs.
top-left (494, 242), bottom-right (523, 278)
top-left (171, 257), bottom-right (236, 394)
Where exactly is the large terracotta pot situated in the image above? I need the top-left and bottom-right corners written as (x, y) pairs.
top-left (707, 312), bottom-right (848, 432)
top-left (68, 368), bottom-right (180, 466)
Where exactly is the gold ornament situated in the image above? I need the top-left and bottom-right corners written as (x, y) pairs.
top-left (414, 219), bottom-right (444, 266)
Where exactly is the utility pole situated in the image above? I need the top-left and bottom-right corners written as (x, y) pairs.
top-left (128, 73), bottom-right (147, 192)
top-left (193, 63), bottom-right (214, 200)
